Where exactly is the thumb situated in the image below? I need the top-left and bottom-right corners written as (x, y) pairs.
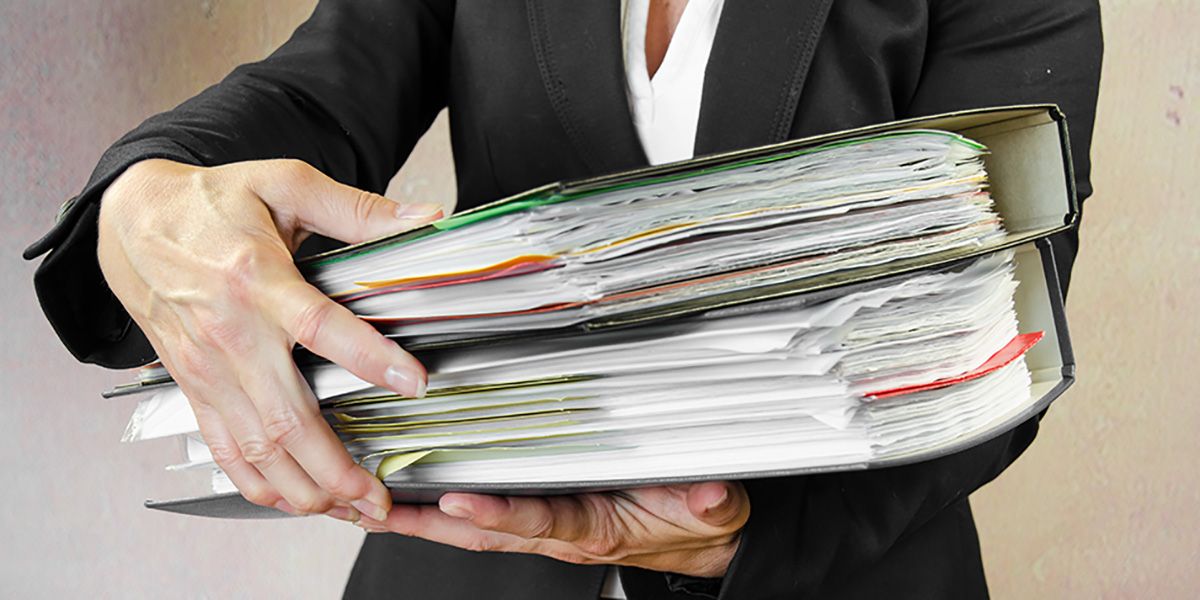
top-left (686, 481), bottom-right (749, 529)
top-left (250, 160), bottom-right (444, 246)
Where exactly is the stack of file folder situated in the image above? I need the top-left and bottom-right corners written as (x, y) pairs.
top-left (109, 106), bottom-right (1076, 516)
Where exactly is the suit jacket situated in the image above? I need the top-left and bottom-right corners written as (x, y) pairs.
top-left (26, 1), bottom-right (1103, 598)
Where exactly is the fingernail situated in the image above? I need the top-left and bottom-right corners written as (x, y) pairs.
top-left (385, 366), bottom-right (426, 398)
top-left (351, 499), bottom-right (389, 523)
top-left (705, 488), bottom-right (730, 513)
top-left (359, 524), bottom-right (389, 534)
top-left (395, 202), bottom-right (444, 220)
top-left (326, 506), bottom-right (360, 523)
top-left (275, 500), bottom-right (308, 517)
top-left (440, 502), bottom-right (474, 521)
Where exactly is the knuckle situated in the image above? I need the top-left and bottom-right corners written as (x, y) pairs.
top-left (523, 510), bottom-right (558, 540)
top-left (288, 493), bottom-right (329, 515)
top-left (260, 407), bottom-right (308, 448)
top-left (352, 189), bottom-right (384, 223)
top-left (462, 535), bottom-right (501, 554)
top-left (321, 464), bottom-right (364, 499)
top-left (172, 341), bottom-right (216, 380)
top-left (289, 299), bottom-right (336, 350)
top-left (224, 245), bottom-right (278, 298)
top-left (206, 440), bottom-right (243, 468)
top-left (341, 342), bottom-right (376, 376)
top-left (278, 158), bottom-right (313, 180)
top-left (187, 165), bottom-right (220, 196)
top-left (267, 159), bottom-right (313, 190)
top-left (239, 438), bottom-right (284, 470)
top-left (273, 160), bottom-right (318, 203)
top-left (190, 311), bottom-right (251, 357)
top-left (239, 485), bottom-right (279, 508)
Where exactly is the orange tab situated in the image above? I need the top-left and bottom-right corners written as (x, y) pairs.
top-left (334, 255), bottom-right (560, 301)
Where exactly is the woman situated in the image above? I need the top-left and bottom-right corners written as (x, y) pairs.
top-left (26, 0), bottom-right (1102, 597)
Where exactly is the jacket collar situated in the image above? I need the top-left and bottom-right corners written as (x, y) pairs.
top-left (526, 0), bottom-right (835, 173)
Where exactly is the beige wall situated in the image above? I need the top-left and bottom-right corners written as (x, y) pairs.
top-left (973, 1), bottom-right (1200, 597)
top-left (1, 0), bottom-right (1195, 597)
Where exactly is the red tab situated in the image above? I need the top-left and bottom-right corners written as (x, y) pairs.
top-left (865, 331), bottom-right (1044, 400)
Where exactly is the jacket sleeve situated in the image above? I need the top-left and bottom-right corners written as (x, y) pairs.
top-left (24, 0), bottom-right (454, 368)
top-left (718, 1), bottom-right (1103, 598)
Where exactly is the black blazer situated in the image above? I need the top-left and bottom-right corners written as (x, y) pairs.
top-left (26, 1), bottom-right (1102, 598)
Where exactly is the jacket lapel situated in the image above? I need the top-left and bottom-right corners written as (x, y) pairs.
top-left (695, 0), bottom-right (836, 155)
top-left (526, 0), bottom-right (649, 175)
top-left (525, 0), bottom-right (836, 171)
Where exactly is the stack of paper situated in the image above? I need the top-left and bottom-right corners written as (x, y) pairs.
top-left (304, 130), bottom-right (1003, 336)
top-left (114, 126), bottom-right (1056, 496)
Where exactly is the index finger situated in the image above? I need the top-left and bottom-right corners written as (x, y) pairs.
top-left (438, 493), bottom-right (600, 545)
top-left (267, 276), bottom-right (428, 399)
top-left (252, 274), bottom-right (426, 516)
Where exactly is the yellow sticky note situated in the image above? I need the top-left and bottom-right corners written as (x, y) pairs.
top-left (375, 450), bottom-right (435, 479)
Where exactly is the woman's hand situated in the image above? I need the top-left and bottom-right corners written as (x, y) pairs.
top-left (98, 158), bottom-right (443, 524)
top-left (382, 481), bottom-right (749, 577)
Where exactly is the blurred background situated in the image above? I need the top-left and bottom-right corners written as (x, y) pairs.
top-left (1, 0), bottom-right (1195, 597)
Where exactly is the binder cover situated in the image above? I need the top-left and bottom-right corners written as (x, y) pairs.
top-left (141, 105), bottom-right (1077, 517)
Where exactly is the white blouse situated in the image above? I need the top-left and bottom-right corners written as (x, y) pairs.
top-left (623, 0), bottom-right (727, 165)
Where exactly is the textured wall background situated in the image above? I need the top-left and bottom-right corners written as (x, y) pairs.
top-left (972, 1), bottom-right (1200, 596)
top-left (1, 0), bottom-right (1195, 597)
